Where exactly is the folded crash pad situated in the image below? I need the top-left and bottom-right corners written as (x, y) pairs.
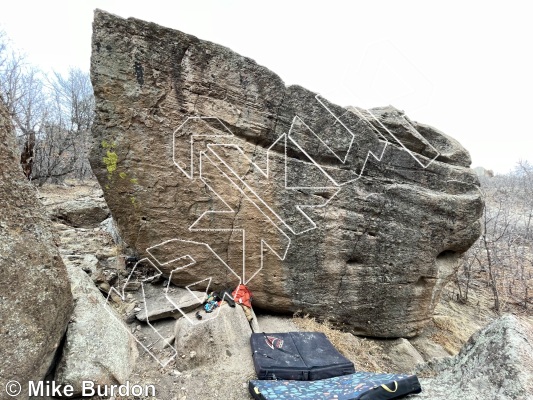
top-left (251, 332), bottom-right (355, 381)
top-left (249, 371), bottom-right (422, 400)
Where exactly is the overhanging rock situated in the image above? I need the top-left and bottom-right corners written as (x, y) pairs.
top-left (90, 10), bottom-right (483, 337)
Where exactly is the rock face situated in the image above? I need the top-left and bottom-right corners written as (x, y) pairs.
top-left (90, 10), bottom-right (483, 337)
top-left (418, 314), bottom-right (533, 399)
top-left (0, 100), bottom-right (73, 397)
top-left (54, 266), bottom-right (138, 396)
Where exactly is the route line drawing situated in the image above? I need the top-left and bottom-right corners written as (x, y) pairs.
top-left (107, 93), bottom-right (441, 367)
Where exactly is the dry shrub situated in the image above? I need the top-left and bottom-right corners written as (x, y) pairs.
top-left (431, 315), bottom-right (474, 354)
top-left (293, 314), bottom-right (389, 372)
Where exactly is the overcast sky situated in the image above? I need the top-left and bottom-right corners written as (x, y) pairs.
top-left (1, 1), bottom-right (531, 173)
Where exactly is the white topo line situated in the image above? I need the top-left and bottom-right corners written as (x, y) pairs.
top-left (110, 93), bottom-right (441, 366)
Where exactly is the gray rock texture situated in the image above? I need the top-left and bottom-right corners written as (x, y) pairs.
top-left (173, 304), bottom-right (254, 398)
top-left (373, 338), bottom-right (424, 373)
top-left (54, 266), bottom-right (138, 396)
top-left (0, 99), bottom-right (73, 398)
top-left (136, 286), bottom-right (206, 322)
top-left (174, 304), bottom-right (253, 370)
top-left (418, 314), bottom-right (533, 400)
top-left (90, 10), bottom-right (483, 337)
top-left (409, 335), bottom-right (451, 361)
top-left (47, 197), bottom-right (109, 228)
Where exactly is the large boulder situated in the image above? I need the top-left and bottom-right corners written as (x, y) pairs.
top-left (54, 266), bottom-right (138, 397)
top-left (89, 10), bottom-right (483, 337)
top-left (0, 100), bottom-right (73, 397)
top-left (418, 314), bottom-right (533, 399)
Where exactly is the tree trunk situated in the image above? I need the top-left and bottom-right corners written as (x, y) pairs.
top-left (20, 130), bottom-right (35, 179)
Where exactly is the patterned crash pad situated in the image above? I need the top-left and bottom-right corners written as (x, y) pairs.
top-left (249, 371), bottom-right (422, 400)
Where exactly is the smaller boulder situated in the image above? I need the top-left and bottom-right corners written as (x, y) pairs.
top-left (54, 266), bottom-right (138, 397)
top-left (49, 198), bottom-right (109, 228)
top-left (418, 314), bottom-right (533, 400)
top-left (0, 100), bottom-right (73, 399)
top-left (100, 216), bottom-right (124, 247)
top-left (373, 338), bottom-right (424, 373)
top-left (409, 335), bottom-right (451, 362)
top-left (174, 304), bottom-right (253, 371)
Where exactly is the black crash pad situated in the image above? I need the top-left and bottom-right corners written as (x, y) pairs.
top-left (250, 332), bottom-right (355, 381)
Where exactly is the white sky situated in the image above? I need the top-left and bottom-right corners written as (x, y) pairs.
top-left (1, 0), bottom-right (531, 173)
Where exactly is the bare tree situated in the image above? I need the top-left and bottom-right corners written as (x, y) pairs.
top-left (48, 68), bottom-right (94, 181)
top-left (1, 31), bottom-right (94, 184)
top-left (1, 31), bottom-right (42, 179)
top-left (12, 68), bottom-right (48, 179)
top-left (30, 68), bottom-right (94, 185)
top-left (0, 29), bottom-right (6, 69)
top-left (456, 163), bottom-right (533, 312)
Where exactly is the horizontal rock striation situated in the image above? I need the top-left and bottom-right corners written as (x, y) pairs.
top-left (90, 10), bottom-right (483, 337)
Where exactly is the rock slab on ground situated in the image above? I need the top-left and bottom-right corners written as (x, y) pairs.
top-left (47, 197), bottom-right (109, 228)
top-left (90, 10), bottom-right (483, 337)
top-left (373, 338), bottom-right (424, 374)
top-left (0, 99), bottom-right (73, 398)
top-left (409, 335), bottom-right (451, 361)
top-left (136, 285), bottom-right (206, 322)
top-left (54, 265), bottom-right (138, 396)
top-left (418, 314), bottom-right (533, 400)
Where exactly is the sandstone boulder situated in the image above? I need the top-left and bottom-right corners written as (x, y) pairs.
top-left (409, 335), bottom-right (451, 361)
top-left (173, 304), bottom-right (254, 398)
top-left (373, 338), bottom-right (424, 373)
top-left (54, 266), bottom-right (138, 397)
top-left (90, 10), bottom-right (483, 337)
top-left (0, 99), bottom-right (73, 398)
top-left (418, 314), bottom-right (533, 399)
top-left (174, 304), bottom-right (253, 371)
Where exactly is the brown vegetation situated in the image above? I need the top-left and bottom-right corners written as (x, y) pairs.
top-left (456, 161), bottom-right (533, 313)
top-left (293, 314), bottom-right (390, 372)
top-left (1, 30), bottom-right (94, 185)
